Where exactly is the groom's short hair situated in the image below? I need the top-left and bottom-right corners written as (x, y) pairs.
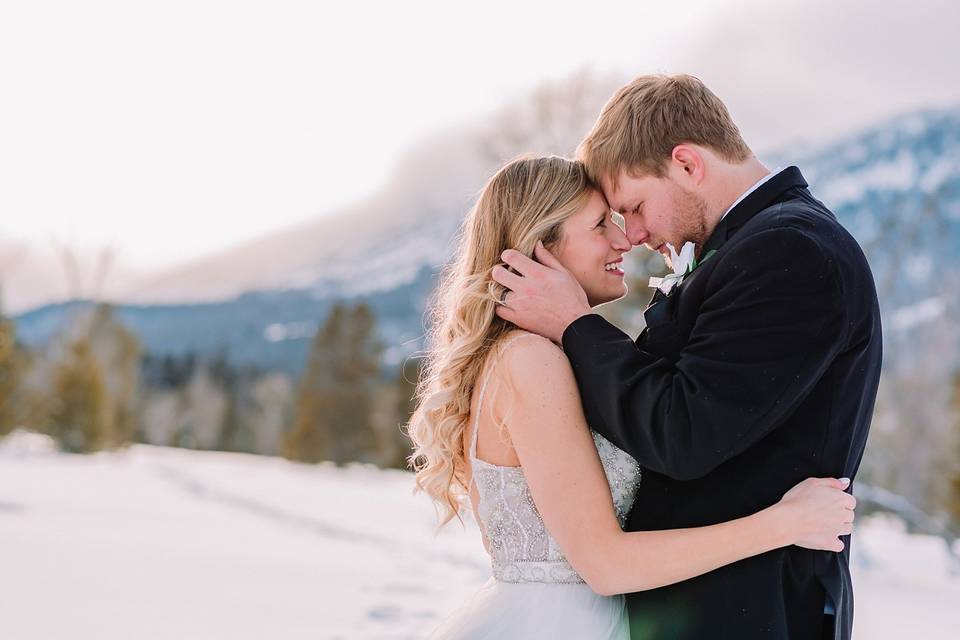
top-left (578, 74), bottom-right (752, 186)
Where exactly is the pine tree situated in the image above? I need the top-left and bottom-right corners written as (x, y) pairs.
top-left (86, 304), bottom-right (141, 448)
top-left (283, 303), bottom-right (383, 464)
top-left (283, 304), bottom-right (347, 463)
top-left (41, 304), bottom-right (141, 452)
top-left (212, 352), bottom-right (259, 454)
top-left (382, 356), bottom-right (419, 469)
top-left (330, 303), bottom-right (381, 463)
top-left (48, 339), bottom-right (110, 453)
top-left (948, 371), bottom-right (960, 531)
top-left (0, 317), bottom-right (28, 436)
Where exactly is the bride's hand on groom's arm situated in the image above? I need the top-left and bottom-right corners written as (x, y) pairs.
top-left (493, 242), bottom-right (592, 343)
top-left (771, 477), bottom-right (856, 552)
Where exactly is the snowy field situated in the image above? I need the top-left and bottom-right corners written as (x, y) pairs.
top-left (1, 432), bottom-right (958, 639)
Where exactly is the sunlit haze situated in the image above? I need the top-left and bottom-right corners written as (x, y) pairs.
top-left (0, 0), bottom-right (957, 311)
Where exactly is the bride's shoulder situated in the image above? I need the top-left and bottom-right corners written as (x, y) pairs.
top-left (493, 330), bottom-right (571, 383)
top-left (496, 330), bottom-right (562, 356)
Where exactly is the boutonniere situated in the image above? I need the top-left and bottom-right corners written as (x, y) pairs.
top-left (648, 242), bottom-right (718, 295)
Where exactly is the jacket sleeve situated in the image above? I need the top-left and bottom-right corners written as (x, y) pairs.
top-left (561, 226), bottom-right (846, 480)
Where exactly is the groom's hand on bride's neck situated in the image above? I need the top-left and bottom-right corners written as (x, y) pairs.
top-left (492, 241), bottom-right (593, 343)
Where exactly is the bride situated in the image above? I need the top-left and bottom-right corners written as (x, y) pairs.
top-left (407, 156), bottom-right (855, 639)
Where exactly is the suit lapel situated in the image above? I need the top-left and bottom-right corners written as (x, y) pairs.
top-left (647, 287), bottom-right (667, 308)
top-left (701, 166), bottom-right (809, 256)
top-left (642, 166), bottom-right (809, 320)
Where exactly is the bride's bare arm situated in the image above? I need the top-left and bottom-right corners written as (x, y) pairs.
top-left (495, 335), bottom-right (855, 597)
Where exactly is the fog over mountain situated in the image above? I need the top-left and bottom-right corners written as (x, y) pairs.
top-left (4, 0), bottom-right (959, 317)
top-left (12, 98), bottom-right (960, 378)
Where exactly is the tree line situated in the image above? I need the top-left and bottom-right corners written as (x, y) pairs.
top-left (0, 301), bottom-right (416, 469)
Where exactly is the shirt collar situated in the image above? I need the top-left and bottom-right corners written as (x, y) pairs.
top-left (720, 166), bottom-right (784, 222)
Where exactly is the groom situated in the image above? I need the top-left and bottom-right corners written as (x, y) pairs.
top-left (493, 75), bottom-right (881, 640)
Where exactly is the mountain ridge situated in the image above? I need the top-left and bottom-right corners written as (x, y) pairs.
top-left (13, 105), bottom-right (960, 374)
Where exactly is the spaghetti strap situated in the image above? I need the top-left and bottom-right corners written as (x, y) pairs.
top-left (469, 332), bottom-right (552, 462)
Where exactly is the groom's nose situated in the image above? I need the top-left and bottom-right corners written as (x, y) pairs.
top-left (624, 216), bottom-right (649, 246)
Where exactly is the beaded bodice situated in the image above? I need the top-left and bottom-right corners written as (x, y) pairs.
top-left (468, 335), bottom-right (641, 585)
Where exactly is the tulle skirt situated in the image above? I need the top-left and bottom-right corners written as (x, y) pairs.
top-left (428, 577), bottom-right (629, 639)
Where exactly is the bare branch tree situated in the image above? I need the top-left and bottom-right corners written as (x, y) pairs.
top-left (477, 68), bottom-right (624, 165)
top-left (51, 238), bottom-right (84, 300)
top-left (89, 245), bottom-right (116, 303)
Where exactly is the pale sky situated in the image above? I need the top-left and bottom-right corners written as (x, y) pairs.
top-left (1, 0), bottom-right (957, 287)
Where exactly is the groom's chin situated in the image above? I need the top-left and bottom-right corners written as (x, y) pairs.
top-left (650, 244), bottom-right (672, 266)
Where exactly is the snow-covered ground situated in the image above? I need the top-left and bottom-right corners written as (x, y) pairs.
top-left (1, 432), bottom-right (958, 639)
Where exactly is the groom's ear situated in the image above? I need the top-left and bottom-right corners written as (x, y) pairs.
top-left (670, 144), bottom-right (706, 185)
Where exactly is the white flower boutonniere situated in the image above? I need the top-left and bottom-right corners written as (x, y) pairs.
top-left (648, 242), bottom-right (717, 295)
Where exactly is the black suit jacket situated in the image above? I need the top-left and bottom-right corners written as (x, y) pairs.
top-left (562, 167), bottom-right (882, 640)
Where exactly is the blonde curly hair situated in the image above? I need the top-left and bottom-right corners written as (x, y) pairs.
top-left (407, 155), bottom-right (594, 526)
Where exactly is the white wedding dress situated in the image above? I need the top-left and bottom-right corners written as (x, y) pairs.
top-left (428, 338), bottom-right (642, 639)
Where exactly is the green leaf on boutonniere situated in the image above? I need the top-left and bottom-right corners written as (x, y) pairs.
top-left (686, 249), bottom-right (718, 275)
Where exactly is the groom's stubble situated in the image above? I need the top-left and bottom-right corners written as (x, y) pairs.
top-left (665, 179), bottom-right (711, 266)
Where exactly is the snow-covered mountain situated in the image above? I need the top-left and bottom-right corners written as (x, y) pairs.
top-left (117, 129), bottom-right (490, 306)
top-left (13, 106), bottom-right (960, 373)
top-left (783, 108), bottom-right (960, 311)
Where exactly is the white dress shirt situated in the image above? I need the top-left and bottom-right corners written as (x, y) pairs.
top-left (719, 166), bottom-right (784, 223)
